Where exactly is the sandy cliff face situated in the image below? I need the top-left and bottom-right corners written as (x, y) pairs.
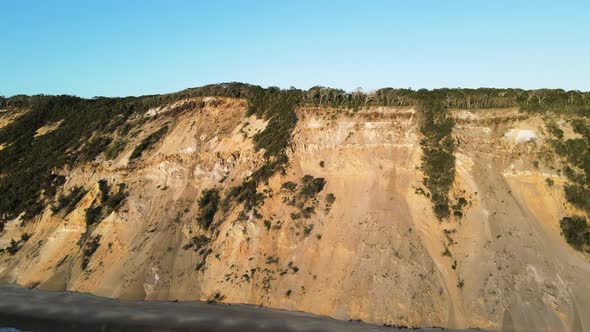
top-left (0, 98), bottom-right (588, 331)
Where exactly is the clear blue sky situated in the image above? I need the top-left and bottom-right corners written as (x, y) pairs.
top-left (1, 0), bottom-right (589, 97)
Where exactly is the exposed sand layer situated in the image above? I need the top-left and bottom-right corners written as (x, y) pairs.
top-left (33, 120), bottom-right (63, 137)
top-left (0, 99), bottom-right (589, 331)
top-left (0, 108), bottom-right (27, 130)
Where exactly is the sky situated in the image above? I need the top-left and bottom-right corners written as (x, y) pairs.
top-left (1, 0), bottom-right (589, 97)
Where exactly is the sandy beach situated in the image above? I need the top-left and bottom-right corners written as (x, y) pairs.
top-left (0, 284), bottom-right (483, 332)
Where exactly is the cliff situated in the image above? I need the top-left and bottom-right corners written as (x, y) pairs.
top-left (0, 87), bottom-right (589, 331)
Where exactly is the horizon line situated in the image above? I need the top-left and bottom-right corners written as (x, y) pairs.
top-left (3, 82), bottom-right (590, 99)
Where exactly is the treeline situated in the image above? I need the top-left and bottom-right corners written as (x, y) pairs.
top-left (4, 85), bottom-right (590, 114)
top-left (300, 86), bottom-right (590, 114)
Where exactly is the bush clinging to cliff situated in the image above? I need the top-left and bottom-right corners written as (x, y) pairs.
top-left (197, 188), bottom-right (220, 229)
top-left (417, 94), bottom-right (455, 220)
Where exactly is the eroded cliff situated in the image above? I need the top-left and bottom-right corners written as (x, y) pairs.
top-left (0, 88), bottom-right (589, 331)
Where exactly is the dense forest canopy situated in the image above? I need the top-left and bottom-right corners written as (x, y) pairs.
top-left (1, 83), bottom-right (589, 230)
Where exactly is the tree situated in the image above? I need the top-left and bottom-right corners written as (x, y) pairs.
top-left (560, 216), bottom-right (588, 248)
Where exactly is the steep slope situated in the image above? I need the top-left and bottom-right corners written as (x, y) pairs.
top-left (449, 109), bottom-right (590, 331)
top-left (0, 92), bottom-right (589, 331)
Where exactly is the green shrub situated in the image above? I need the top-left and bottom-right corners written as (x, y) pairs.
top-left (571, 119), bottom-right (590, 141)
top-left (197, 188), bottom-right (220, 229)
top-left (281, 181), bottom-right (297, 191)
top-left (79, 136), bottom-right (112, 161)
top-left (225, 179), bottom-right (266, 212)
top-left (546, 122), bottom-right (564, 139)
top-left (299, 176), bottom-right (325, 199)
top-left (457, 278), bottom-right (464, 288)
top-left (564, 184), bottom-right (590, 215)
top-left (81, 235), bottom-right (101, 270)
top-left (105, 183), bottom-right (128, 210)
top-left (302, 206), bottom-right (315, 219)
top-left (303, 224), bottom-right (314, 236)
top-left (301, 175), bottom-right (314, 183)
top-left (98, 179), bottom-right (110, 203)
top-left (451, 197), bottom-right (469, 218)
top-left (184, 235), bottom-right (209, 251)
top-left (563, 167), bottom-right (586, 184)
top-left (85, 205), bottom-right (103, 226)
top-left (266, 256), bottom-right (279, 264)
top-left (325, 193), bottom-right (336, 204)
top-left (51, 186), bottom-right (87, 215)
top-left (560, 216), bottom-right (589, 249)
top-left (129, 125), bottom-right (169, 160)
top-left (104, 139), bottom-right (126, 160)
top-left (442, 246), bottom-right (452, 257)
top-left (6, 239), bottom-right (20, 255)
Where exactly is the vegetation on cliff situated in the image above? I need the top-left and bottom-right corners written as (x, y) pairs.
top-left (197, 188), bottom-right (220, 230)
top-left (81, 235), bottom-right (101, 270)
top-left (0, 96), bottom-right (143, 229)
top-left (51, 186), bottom-right (87, 215)
top-left (129, 125), bottom-right (169, 161)
top-left (416, 93), bottom-right (456, 219)
top-left (546, 118), bottom-right (590, 250)
top-left (560, 216), bottom-right (590, 249)
top-left (2, 84), bottom-right (590, 233)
